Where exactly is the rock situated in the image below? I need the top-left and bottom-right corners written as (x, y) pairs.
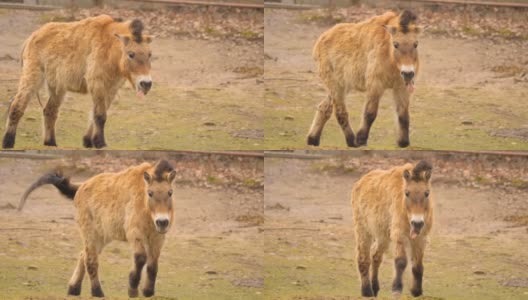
top-left (461, 121), bottom-right (473, 125)
top-left (284, 116), bottom-right (294, 121)
top-left (473, 270), bottom-right (486, 275)
top-left (205, 270), bottom-right (217, 275)
top-left (203, 122), bottom-right (216, 126)
top-left (27, 266), bottom-right (38, 271)
top-left (296, 265), bottom-right (306, 270)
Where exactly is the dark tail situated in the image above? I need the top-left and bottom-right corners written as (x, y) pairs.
top-left (18, 170), bottom-right (79, 211)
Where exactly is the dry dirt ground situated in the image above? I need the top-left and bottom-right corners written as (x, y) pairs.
top-left (0, 7), bottom-right (263, 150)
top-left (264, 6), bottom-right (528, 150)
top-left (0, 156), bottom-right (264, 299)
top-left (264, 154), bottom-right (528, 300)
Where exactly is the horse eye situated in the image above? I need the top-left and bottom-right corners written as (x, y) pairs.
top-left (168, 190), bottom-right (173, 197)
top-left (148, 52), bottom-right (152, 58)
top-left (425, 191), bottom-right (430, 197)
top-left (128, 52), bottom-right (135, 59)
top-left (414, 42), bottom-right (419, 48)
top-left (393, 42), bottom-right (399, 49)
top-left (405, 191), bottom-right (410, 197)
top-left (148, 190), bottom-right (153, 197)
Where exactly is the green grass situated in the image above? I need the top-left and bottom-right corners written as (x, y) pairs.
top-left (0, 84), bottom-right (263, 150)
top-left (264, 84), bottom-right (528, 150)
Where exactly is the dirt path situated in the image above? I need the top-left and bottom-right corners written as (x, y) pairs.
top-left (0, 158), bottom-right (264, 299)
top-left (264, 157), bottom-right (528, 300)
top-left (0, 8), bottom-right (263, 150)
top-left (264, 9), bottom-right (528, 150)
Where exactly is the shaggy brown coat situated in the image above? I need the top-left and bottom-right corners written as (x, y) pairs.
top-left (19, 160), bottom-right (175, 298)
top-left (308, 11), bottom-right (425, 148)
top-left (351, 161), bottom-right (433, 297)
top-left (3, 15), bottom-right (153, 149)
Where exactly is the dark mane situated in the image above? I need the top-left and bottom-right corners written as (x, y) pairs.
top-left (399, 10), bottom-right (417, 33)
top-left (412, 160), bottom-right (432, 181)
top-left (153, 160), bottom-right (174, 182)
top-left (130, 19), bottom-right (144, 43)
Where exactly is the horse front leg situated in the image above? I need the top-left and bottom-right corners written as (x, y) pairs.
top-left (88, 93), bottom-right (108, 149)
top-left (393, 87), bottom-right (411, 148)
top-left (356, 87), bottom-right (384, 147)
top-left (410, 238), bottom-right (426, 297)
top-left (392, 240), bottom-right (407, 296)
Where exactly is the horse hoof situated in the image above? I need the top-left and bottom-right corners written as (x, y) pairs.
top-left (91, 286), bottom-right (104, 298)
top-left (346, 134), bottom-right (357, 147)
top-left (67, 284), bottom-right (81, 296)
top-left (128, 287), bottom-right (139, 298)
top-left (356, 131), bottom-right (368, 147)
top-left (410, 287), bottom-right (423, 297)
top-left (92, 136), bottom-right (107, 149)
top-left (307, 135), bottom-right (320, 146)
top-left (83, 136), bottom-right (93, 148)
top-left (44, 139), bottom-right (57, 147)
top-left (2, 132), bottom-right (15, 149)
top-left (143, 288), bottom-right (155, 297)
top-left (398, 139), bottom-right (410, 148)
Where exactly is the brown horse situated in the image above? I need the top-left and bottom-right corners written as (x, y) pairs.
top-left (308, 11), bottom-right (426, 148)
top-left (19, 160), bottom-right (175, 298)
top-left (351, 161), bottom-right (434, 297)
top-left (3, 15), bottom-right (153, 149)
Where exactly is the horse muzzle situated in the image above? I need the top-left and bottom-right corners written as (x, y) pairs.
top-left (136, 75), bottom-right (153, 97)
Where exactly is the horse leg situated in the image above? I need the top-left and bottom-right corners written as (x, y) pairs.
top-left (67, 251), bottom-right (86, 296)
top-left (356, 88), bottom-right (384, 147)
top-left (84, 244), bottom-right (104, 297)
top-left (370, 240), bottom-right (388, 297)
top-left (410, 238), bottom-right (426, 297)
top-left (356, 232), bottom-right (374, 297)
top-left (2, 64), bottom-right (43, 148)
top-left (392, 240), bottom-right (408, 295)
top-left (393, 87), bottom-right (411, 148)
top-left (128, 237), bottom-right (147, 298)
top-left (143, 247), bottom-right (161, 297)
top-left (333, 89), bottom-right (356, 147)
top-left (43, 87), bottom-right (65, 146)
top-left (307, 95), bottom-right (333, 146)
top-left (89, 93), bottom-right (107, 149)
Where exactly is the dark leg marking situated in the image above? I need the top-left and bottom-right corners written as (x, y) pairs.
top-left (2, 131), bottom-right (15, 149)
top-left (143, 263), bottom-right (158, 297)
top-left (398, 114), bottom-right (410, 148)
top-left (336, 113), bottom-right (356, 147)
top-left (67, 283), bottom-right (82, 296)
top-left (358, 261), bottom-right (373, 297)
top-left (411, 264), bottom-right (424, 297)
top-left (392, 256), bottom-right (407, 293)
top-left (92, 114), bottom-right (107, 149)
top-left (83, 135), bottom-right (93, 148)
top-left (129, 253), bottom-right (147, 297)
top-left (91, 286), bottom-right (104, 298)
top-left (307, 135), bottom-right (320, 146)
top-left (356, 111), bottom-right (377, 146)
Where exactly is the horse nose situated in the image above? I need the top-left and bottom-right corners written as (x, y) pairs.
top-left (411, 220), bottom-right (424, 231)
top-left (401, 71), bottom-right (415, 80)
top-left (156, 218), bottom-right (169, 228)
top-left (140, 80), bottom-right (152, 91)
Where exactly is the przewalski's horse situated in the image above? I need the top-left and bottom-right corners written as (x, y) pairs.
top-left (308, 11), bottom-right (426, 148)
top-left (3, 15), bottom-right (154, 149)
top-left (351, 161), bottom-right (433, 297)
top-left (19, 160), bottom-right (175, 298)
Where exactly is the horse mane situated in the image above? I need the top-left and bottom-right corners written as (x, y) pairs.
top-left (130, 19), bottom-right (144, 43)
top-left (153, 160), bottom-right (174, 182)
top-left (399, 10), bottom-right (417, 33)
top-left (412, 160), bottom-right (432, 181)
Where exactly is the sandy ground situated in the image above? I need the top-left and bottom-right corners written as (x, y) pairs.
top-left (264, 155), bottom-right (528, 300)
top-left (0, 157), bottom-right (264, 299)
top-left (264, 8), bottom-right (528, 150)
top-left (0, 8), bottom-right (263, 150)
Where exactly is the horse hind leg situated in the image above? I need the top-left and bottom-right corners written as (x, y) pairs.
top-left (356, 232), bottom-right (374, 297)
top-left (356, 89), bottom-right (383, 147)
top-left (84, 245), bottom-right (105, 297)
top-left (333, 90), bottom-right (356, 147)
top-left (307, 95), bottom-right (333, 146)
top-left (43, 88), bottom-right (65, 147)
top-left (2, 65), bottom-right (43, 148)
top-left (370, 240), bottom-right (388, 297)
top-left (67, 251), bottom-right (86, 296)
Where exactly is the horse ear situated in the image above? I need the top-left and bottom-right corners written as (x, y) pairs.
top-left (143, 172), bottom-right (152, 184)
top-left (383, 25), bottom-right (397, 35)
top-left (143, 35), bottom-right (155, 44)
top-left (115, 34), bottom-right (130, 46)
top-left (403, 170), bottom-right (411, 181)
top-left (423, 169), bottom-right (432, 181)
top-left (167, 170), bottom-right (176, 183)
